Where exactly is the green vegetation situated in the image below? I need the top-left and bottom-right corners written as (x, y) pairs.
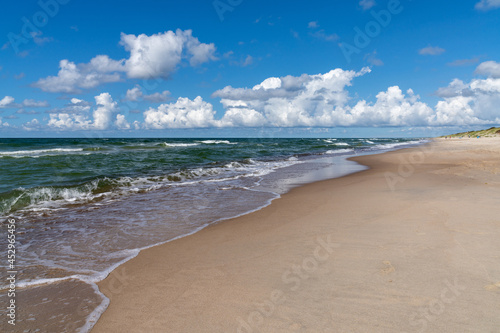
top-left (441, 127), bottom-right (500, 138)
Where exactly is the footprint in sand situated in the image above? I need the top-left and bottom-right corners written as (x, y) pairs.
top-left (381, 260), bottom-right (395, 275)
top-left (484, 282), bottom-right (500, 291)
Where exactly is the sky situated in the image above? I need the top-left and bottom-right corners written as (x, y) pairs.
top-left (0, 0), bottom-right (499, 138)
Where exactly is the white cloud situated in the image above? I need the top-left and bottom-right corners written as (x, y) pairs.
top-left (210, 67), bottom-right (500, 128)
top-left (431, 64), bottom-right (500, 125)
top-left (22, 99), bottom-right (50, 107)
top-left (143, 96), bottom-right (218, 129)
top-left (0, 96), bottom-right (49, 108)
top-left (121, 29), bottom-right (217, 79)
top-left (418, 46), bottom-right (445, 56)
top-left (22, 118), bottom-right (41, 131)
top-left (46, 98), bottom-right (91, 114)
top-left (48, 113), bottom-right (92, 130)
top-left (47, 93), bottom-right (130, 130)
top-left (33, 59), bottom-right (122, 93)
top-left (125, 85), bottom-right (171, 102)
top-left (359, 0), bottom-right (376, 10)
top-left (475, 60), bottom-right (500, 78)
top-left (125, 86), bottom-right (143, 102)
top-left (93, 93), bottom-right (118, 130)
top-left (115, 114), bottom-right (130, 129)
top-left (213, 68), bottom-right (374, 127)
top-left (0, 117), bottom-right (10, 128)
top-left (34, 30), bottom-right (217, 93)
top-left (143, 91), bottom-right (171, 103)
top-left (475, 0), bottom-right (500, 11)
top-left (0, 96), bottom-right (15, 108)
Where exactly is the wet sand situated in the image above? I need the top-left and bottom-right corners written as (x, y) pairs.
top-left (92, 138), bottom-right (500, 332)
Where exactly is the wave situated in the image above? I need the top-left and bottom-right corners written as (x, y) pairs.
top-left (324, 149), bottom-right (355, 155)
top-left (198, 140), bottom-right (237, 145)
top-left (0, 148), bottom-right (84, 158)
top-left (0, 157), bottom-right (302, 217)
top-left (162, 142), bottom-right (200, 147)
top-left (334, 142), bottom-right (350, 146)
top-left (372, 140), bottom-right (426, 150)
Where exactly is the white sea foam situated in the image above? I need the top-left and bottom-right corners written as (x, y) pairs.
top-left (162, 142), bottom-right (200, 147)
top-left (373, 140), bottom-right (425, 150)
top-left (324, 149), bottom-right (355, 155)
top-left (199, 140), bottom-right (237, 145)
top-left (335, 142), bottom-right (350, 146)
top-left (323, 139), bottom-right (337, 143)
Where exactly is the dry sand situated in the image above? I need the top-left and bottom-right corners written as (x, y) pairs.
top-left (92, 138), bottom-right (500, 333)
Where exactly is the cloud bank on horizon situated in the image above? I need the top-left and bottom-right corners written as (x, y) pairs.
top-left (13, 59), bottom-right (500, 131)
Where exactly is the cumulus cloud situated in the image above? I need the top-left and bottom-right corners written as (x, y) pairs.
top-left (48, 113), bottom-right (92, 130)
top-left (209, 66), bottom-right (500, 128)
top-left (47, 93), bottom-right (129, 130)
top-left (115, 114), bottom-right (130, 129)
top-left (93, 93), bottom-right (118, 130)
top-left (34, 30), bottom-right (217, 93)
top-left (33, 59), bottom-right (122, 93)
top-left (32, 64), bottom-right (500, 131)
top-left (475, 60), bottom-right (500, 78)
top-left (143, 96), bottom-right (218, 129)
top-left (0, 96), bottom-right (15, 108)
top-left (419, 46), bottom-right (445, 56)
top-left (0, 96), bottom-right (49, 108)
top-left (22, 119), bottom-right (42, 131)
top-left (46, 98), bottom-right (91, 115)
top-left (0, 117), bottom-right (10, 127)
top-left (125, 85), bottom-right (171, 102)
top-left (125, 86), bottom-right (143, 102)
top-left (475, 0), bottom-right (500, 11)
top-left (431, 62), bottom-right (500, 125)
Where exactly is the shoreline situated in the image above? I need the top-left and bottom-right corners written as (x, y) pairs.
top-left (1, 140), bottom-right (422, 333)
top-left (88, 137), bottom-right (498, 332)
top-left (92, 140), bottom-right (500, 332)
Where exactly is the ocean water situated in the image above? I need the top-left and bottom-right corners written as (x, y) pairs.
top-left (0, 137), bottom-right (425, 332)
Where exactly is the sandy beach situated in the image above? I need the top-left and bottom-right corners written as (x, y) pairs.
top-left (92, 138), bottom-right (500, 333)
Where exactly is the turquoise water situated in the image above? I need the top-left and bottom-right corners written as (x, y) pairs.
top-left (0, 137), bottom-right (424, 332)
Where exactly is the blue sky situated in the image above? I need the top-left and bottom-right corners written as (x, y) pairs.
top-left (0, 0), bottom-right (499, 138)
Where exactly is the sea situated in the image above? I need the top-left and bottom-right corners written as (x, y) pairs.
top-left (0, 137), bottom-right (426, 332)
